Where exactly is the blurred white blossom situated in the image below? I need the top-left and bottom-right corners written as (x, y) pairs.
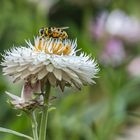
top-left (105, 10), bottom-right (140, 43)
top-left (91, 10), bottom-right (140, 43)
top-left (28, 0), bottom-right (58, 12)
top-left (127, 57), bottom-right (140, 77)
top-left (116, 125), bottom-right (140, 140)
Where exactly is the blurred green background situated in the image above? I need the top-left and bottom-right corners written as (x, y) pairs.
top-left (1, 0), bottom-right (140, 140)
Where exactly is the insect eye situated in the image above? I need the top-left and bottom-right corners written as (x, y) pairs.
top-left (39, 29), bottom-right (44, 35)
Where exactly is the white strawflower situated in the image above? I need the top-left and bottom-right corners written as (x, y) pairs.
top-left (2, 37), bottom-right (99, 91)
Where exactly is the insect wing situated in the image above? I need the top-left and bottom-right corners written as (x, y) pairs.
top-left (60, 27), bottom-right (69, 30)
top-left (54, 27), bottom-right (69, 31)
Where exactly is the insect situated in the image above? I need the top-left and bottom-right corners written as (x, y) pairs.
top-left (39, 27), bottom-right (69, 40)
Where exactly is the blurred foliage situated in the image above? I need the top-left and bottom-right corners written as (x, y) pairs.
top-left (1, 0), bottom-right (140, 140)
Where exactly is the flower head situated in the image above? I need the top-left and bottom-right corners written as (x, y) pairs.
top-left (2, 37), bottom-right (99, 91)
top-left (6, 81), bottom-right (43, 111)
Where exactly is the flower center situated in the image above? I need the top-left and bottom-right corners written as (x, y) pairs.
top-left (35, 39), bottom-right (72, 55)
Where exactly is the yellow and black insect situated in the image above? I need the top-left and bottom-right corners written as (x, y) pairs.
top-left (39, 27), bottom-right (69, 40)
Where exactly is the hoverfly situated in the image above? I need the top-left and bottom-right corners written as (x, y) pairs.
top-left (39, 27), bottom-right (69, 40)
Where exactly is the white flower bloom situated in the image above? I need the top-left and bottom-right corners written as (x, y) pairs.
top-left (2, 37), bottom-right (99, 90)
top-left (105, 10), bottom-right (140, 43)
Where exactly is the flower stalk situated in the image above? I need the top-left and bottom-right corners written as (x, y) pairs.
top-left (31, 111), bottom-right (39, 140)
top-left (39, 81), bottom-right (51, 140)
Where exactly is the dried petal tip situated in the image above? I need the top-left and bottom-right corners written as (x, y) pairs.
top-left (2, 37), bottom-right (99, 90)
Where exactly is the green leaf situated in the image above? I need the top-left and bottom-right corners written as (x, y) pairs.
top-left (48, 106), bottom-right (56, 112)
top-left (0, 127), bottom-right (33, 140)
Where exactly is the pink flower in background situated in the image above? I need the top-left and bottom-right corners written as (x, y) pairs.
top-left (90, 12), bottom-right (107, 39)
top-left (127, 57), bottom-right (140, 77)
top-left (100, 38), bottom-right (126, 67)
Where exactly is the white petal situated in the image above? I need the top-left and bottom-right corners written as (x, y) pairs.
top-left (31, 67), bottom-right (43, 75)
top-left (63, 68), bottom-right (78, 79)
top-left (3, 67), bottom-right (17, 74)
top-left (62, 71), bottom-right (71, 83)
top-left (16, 65), bottom-right (28, 72)
top-left (53, 68), bottom-right (62, 81)
top-left (13, 73), bottom-right (22, 79)
top-left (13, 77), bottom-right (21, 83)
top-left (59, 81), bottom-right (65, 91)
top-left (46, 64), bottom-right (54, 72)
top-left (21, 70), bottom-right (31, 79)
top-left (38, 68), bottom-right (48, 80)
top-left (4, 63), bottom-right (18, 67)
top-left (20, 62), bottom-right (30, 66)
top-left (5, 91), bottom-right (22, 102)
top-left (48, 73), bottom-right (56, 86)
top-left (71, 79), bottom-right (82, 90)
top-left (28, 63), bottom-right (42, 71)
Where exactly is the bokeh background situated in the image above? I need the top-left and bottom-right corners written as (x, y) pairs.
top-left (1, 0), bottom-right (140, 140)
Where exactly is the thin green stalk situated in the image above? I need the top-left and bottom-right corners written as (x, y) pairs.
top-left (31, 111), bottom-right (39, 140)
top-left (39, 82), bottom-right (51, 140)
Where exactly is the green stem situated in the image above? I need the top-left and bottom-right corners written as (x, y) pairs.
top-left (31, 111), bottom-right (39, 140)
top-left (39, 81), bottom-right (51, 140)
